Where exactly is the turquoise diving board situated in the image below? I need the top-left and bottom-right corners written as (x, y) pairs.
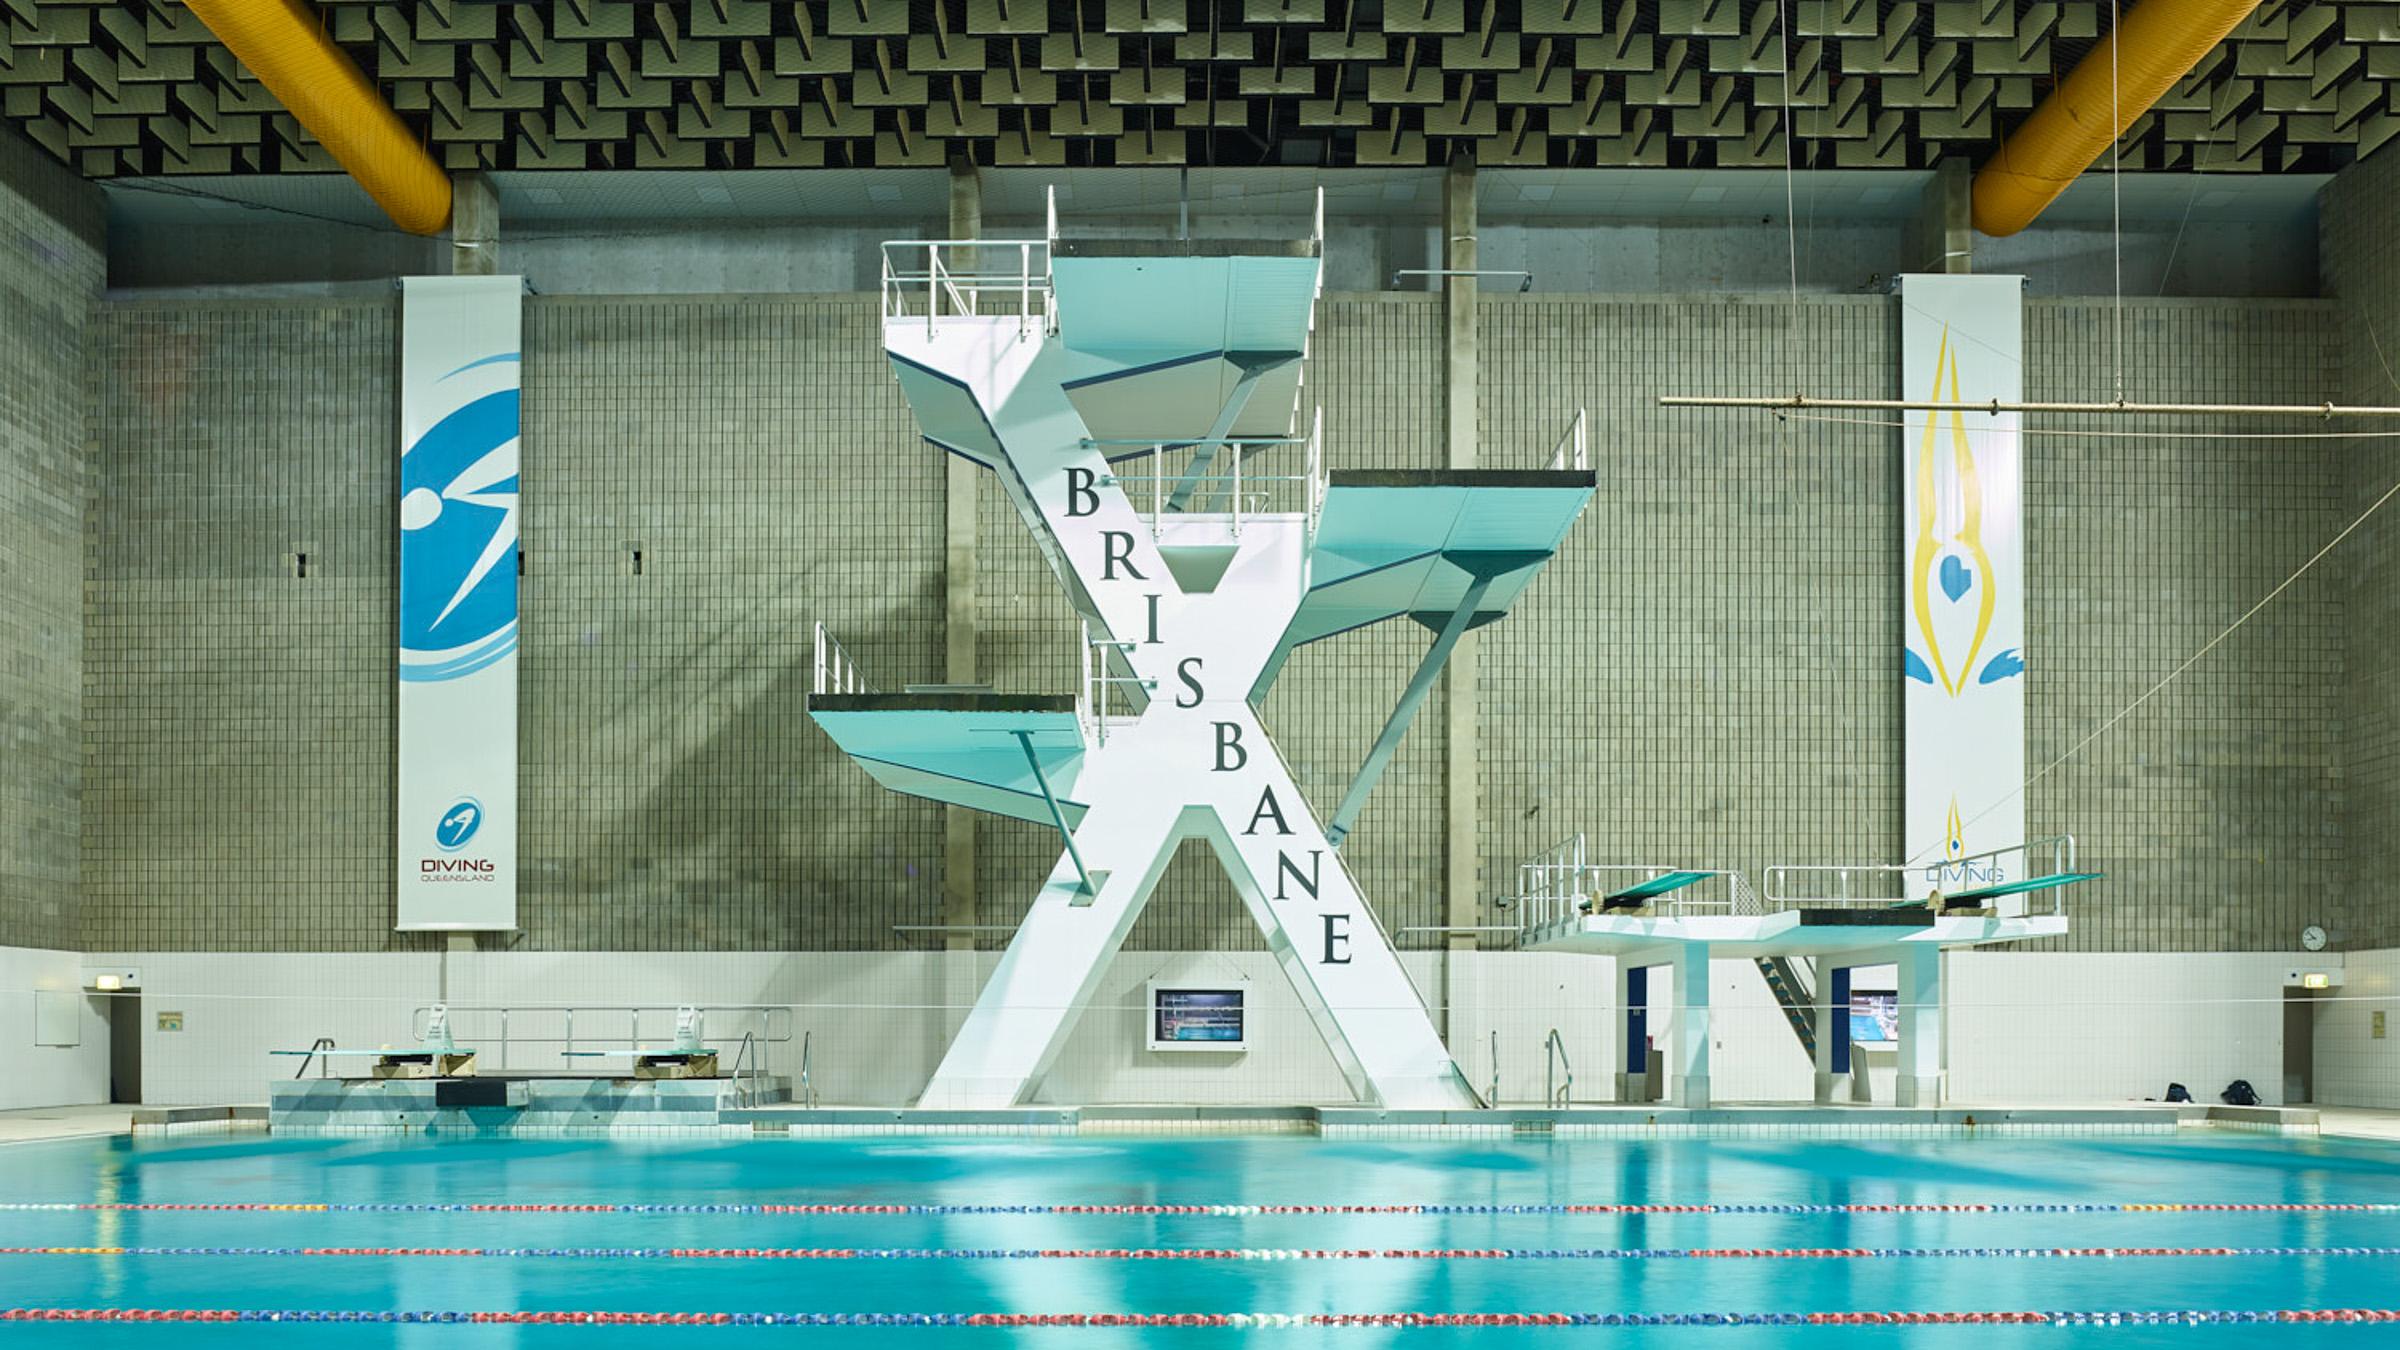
top-left (1253, 468), bottom-right (1597, 701)
top-left (1937, 871), bottom-right (2105, 906)
top-left (807, 693), bottom-right (1088, 828)
top-left (1601, 871), bottom-right (1715, 905)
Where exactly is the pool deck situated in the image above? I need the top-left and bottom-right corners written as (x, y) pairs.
top-left (0, 1100), bottom-right (2382, 1144)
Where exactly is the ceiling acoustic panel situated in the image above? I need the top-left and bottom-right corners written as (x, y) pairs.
top-left (2, 0), bottom-right (2392, 179)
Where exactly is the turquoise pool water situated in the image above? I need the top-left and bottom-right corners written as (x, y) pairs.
top-left (2, 1131), bottom-right (2399, 1344)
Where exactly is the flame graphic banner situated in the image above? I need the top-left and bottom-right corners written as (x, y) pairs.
top-left (397, 276), bottom-right (522, 931)
top-left (1899, 275), bottom-right (2025, 903)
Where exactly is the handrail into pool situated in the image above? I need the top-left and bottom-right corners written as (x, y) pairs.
top-left (1545, 1029), bottom-right (1572, 1109)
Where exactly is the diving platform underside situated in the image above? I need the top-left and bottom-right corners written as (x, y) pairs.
top-left (1050, 241), bottom-right (1320, 445)
top-left (806, 693), bottom-right (1087, 828)
top-left (1522, 910), bottom-right (2068, 961)
top-left (1258, 469), bottom-right (1597, 695)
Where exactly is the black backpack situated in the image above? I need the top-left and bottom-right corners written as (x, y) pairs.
top-left (2221, 1080), bottom-right (2259, 1107)
top-left (2164, 1083), bottom-right (2192, 1103)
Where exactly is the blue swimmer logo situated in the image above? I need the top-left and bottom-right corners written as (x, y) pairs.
top-left (435, 798), bottom-right (484, 851)
top-left (400, 358), bottom-right (520, 683)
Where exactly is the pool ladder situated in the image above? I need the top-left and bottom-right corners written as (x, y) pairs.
top-left (1544, 1028), bottom-right (1573, 1109)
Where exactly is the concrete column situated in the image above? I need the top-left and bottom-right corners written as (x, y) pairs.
top-left (1894, 944), bottom-right (1944, 1106)
top-left (1670, 944), bottom-right (1711, 1108)
top-left (450, 172), bottom-right (498, 276)
top-left (1441, 151), bottom-right (1480, 951)
top-left (1813, 960), bottom-right (1852, 1104)
top-left (943, 158), bottom-right (983, 955)
top-left (1906, 158), bottom-right (1973, 276)
top-left (1614, 961), bottom-right (1649, 1102)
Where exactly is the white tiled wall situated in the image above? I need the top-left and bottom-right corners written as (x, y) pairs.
top-left (1947, 950), bottom-right (2308, 1106)
top-left (48, 946), bottom-right (2329, 1110)
top-left (2316, 949), bottom-right (2400, 1108)
top-left (0, 946), bottom-right (108, 1109)
top-left (83, 952), bottom-right (443, 1107)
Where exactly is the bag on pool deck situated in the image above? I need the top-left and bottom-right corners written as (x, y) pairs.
top-left (2164, 1083), bottom-right (2192, 1103)
top-left (2221, 1079), bottom-right (2260, 1106)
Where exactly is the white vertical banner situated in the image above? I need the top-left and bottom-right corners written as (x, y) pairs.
top-left (397, 276), bottom-right (522, 931)
top-left (1899, 274), bottom-right (2025, 900)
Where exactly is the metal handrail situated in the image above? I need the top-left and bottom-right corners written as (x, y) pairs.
top-left (1080, 621), bottom-right (1154, 748)
top-left (798, 1029), bottom-right (820, 1109)
top-left (409, 1004), bottom-right (794, 1073)
top-left (294, 1036), bottom-right (335, 1080)
top-left (813, 622), bottom-right (873, 696)
top-left (1545, 1028), bottom-right (1573, 1109)
top-left (1505, 834), bottom-right (1753, 931)
top-left (1487, 1029), bottom-right (1499, 1108)
top-left (730, 1031), bottom-right (758, 1108)
top-left (1764, 835), bottom-right (2080, 913)
top-left (1548, 407), bottom-right (1588, 471)
top-left (1095, 429), bottom-right (1319, 533)
top-left (879, 239), bottom-right (1055, 341)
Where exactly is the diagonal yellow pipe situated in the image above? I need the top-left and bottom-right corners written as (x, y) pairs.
top-left (1971, 0), bottom-right (2260, 237)
top-left (184, 0), bottom-right (451, 236)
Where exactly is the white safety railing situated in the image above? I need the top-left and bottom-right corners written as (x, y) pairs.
top-left (1763, 835), bottom-right (2081, 914)
top-left (813, 622), bottom-right (874, 696)
top-left (1094, 414), bottom-right (1322, 540)
top-left (879, 239), bottom-right (1055, 341)
top-left (1548, 407), bottom-right (1589, 471)
top-left (1304, 406), bottom-right (1328, 550)
top-left (408, 1004), bottom-right (796, 1080)
top-left (1504, 833), bottom-right (1756, 934)
top-left (1078, 620), bottom-right (1153, 748)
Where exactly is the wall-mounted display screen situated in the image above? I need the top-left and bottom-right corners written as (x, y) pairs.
top-left (1150, 987), bottom-right (1245, 1051)
top-left (1849, 990), bottom-right (1899, 1046)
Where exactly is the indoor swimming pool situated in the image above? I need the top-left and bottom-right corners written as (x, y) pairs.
top-left (2, 1132), bottom-right (2398, 1344)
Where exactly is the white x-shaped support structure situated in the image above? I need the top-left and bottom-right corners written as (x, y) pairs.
top-left (887, 311), bottom-right (1477, 1110)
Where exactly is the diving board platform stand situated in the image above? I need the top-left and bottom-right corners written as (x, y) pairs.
top-left (1511, 836), bottom-right (2096, 1109)
top-left (808, 194), bottom-right (1595, 1110)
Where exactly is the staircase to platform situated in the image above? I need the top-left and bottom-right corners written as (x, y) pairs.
top-left (1754, 956), bottom-right (1817, 1058)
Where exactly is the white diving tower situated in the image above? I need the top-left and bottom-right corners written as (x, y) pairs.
top-left (807, 197), bottom-right (1596, 1110)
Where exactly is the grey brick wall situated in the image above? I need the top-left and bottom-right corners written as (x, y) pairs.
top-left (86, 294), bottom-right (945, 951)
top-left (2323, 150), bottom-right (2400, 951)
top-left (0, 127), bottom-right (99, 950)
top-left (76, 283), bottom-right (2346, 954)
top-left (2019, 299), bottom-right (2342, 953)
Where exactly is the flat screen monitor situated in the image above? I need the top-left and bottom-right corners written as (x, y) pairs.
top-left (1848, 990), bottom-right (1898, 1046)
top-left (1150, 987), bottom-right (1245, 1051)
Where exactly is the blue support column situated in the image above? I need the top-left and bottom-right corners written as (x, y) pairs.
top-left (1814, 963), bottom-right (1853, 1104)
top-left (1616, 963), bottom-right (1649, 1103)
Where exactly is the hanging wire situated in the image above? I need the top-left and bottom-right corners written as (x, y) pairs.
top-left (1923, 467), bottom-right (2400, 863)
top-left (1892, 323), bottom-right (2400, 865)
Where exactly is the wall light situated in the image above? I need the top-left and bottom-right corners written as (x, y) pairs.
top-left (83, 969), bottom-right (139, 992)
top-left (92, 974), bottom-right (122, 991)
top-left (2301, 972), bottom-right (2333, 990)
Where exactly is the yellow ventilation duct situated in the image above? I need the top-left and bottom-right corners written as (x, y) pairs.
top-left (1971, 0), bottom-right (2260, 237)
top-left (184, 0), bottom-right (451, 236)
